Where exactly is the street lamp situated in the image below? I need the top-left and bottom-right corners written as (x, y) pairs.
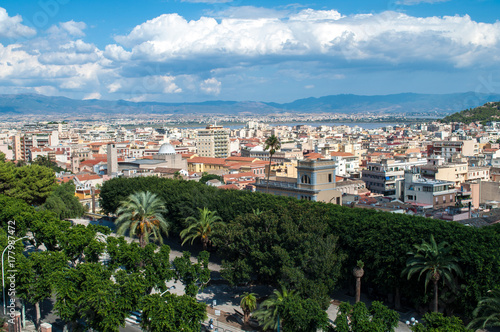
top-left (160, 285), bottom-right (175, 296)
top-left (2, 236), bottom-right (29, 315)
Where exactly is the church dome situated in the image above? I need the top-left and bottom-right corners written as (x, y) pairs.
top-left (158, 143), bottom-right (176, 155)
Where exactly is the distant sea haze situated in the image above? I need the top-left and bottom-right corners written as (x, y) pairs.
top-left (200, 122), bottom-right (401, 130)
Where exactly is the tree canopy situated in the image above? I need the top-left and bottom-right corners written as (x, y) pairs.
top-left (98, 176), bottom-right (500, 319)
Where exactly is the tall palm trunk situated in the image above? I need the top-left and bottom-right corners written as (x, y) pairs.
top-left (139, 232), bottom-right (146, 248)
top-left (395, 287), bottom-right (401, 311)
top-left (266, 155), bottom-right (272, 193)
top-left (202, 236), bottom-right (208, 251)
top-left (35, 301), bottom-right (41, 330)
top-left (433, 279), bottom-right (439, 312)
top-left (244, 309), bottom-right (250, 324)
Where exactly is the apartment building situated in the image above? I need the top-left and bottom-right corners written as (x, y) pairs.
top-left (13, 131), bottom-right (59, 161)
top-left (404, 169), bottom-right (456, 209)
top-left (419, 163), bottom-right (468, 188)
top-left (428, 139), bottom-right (479, 162)
top-left (466, 167), bottom-right (490, 182)
top-left (362, 158), bottom-right (427, 198)
top-left (196, 125), bottom-right (230, 158)
top-left (330, 151), bottom-right (360, 175)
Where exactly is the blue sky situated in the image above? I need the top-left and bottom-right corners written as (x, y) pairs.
top-left (0, 0), bottom-right (499, 103)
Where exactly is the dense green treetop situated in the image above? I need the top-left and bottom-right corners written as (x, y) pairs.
top-left (332, 301), bottom-right (399, 332)
top-left (410, 312), bottom-right (471, 332)
top-left (42, 182), bottom-right (85, 219)
top-left (140, 293), bottom-right (207, 332)
top-left (98, 177), bottom-right (500, 318)
top-left (440, 101), bottom-right (500, 124)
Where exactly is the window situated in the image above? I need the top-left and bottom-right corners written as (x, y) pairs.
top-left (301, 174), bottom-right (311, 184)
top-left (328, 174), bottom-right (332, 182)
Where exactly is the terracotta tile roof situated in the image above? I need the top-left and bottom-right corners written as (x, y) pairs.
top-left (223, 172), bottom-right (257, 180)
top-left (56, 175), bottom-right (75, 183)
top-left (304, 152), bottom-right (324, 159)
top-left (218, 184), bottom-right (240, 190)
top-left (188, 157), bottom-right (227, 165)
top-left (225, 156), bottom-right (260, 162)
top-left (75, 174), bottom-right (102, 181)
top-left (330, 151), bottom-right (355, 157)
top-left (92, 154), bottom-right (107, 159)
top-left (80, 159), bottom-right (105, 167)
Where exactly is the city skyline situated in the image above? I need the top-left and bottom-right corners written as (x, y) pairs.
top-left (0, 0), bottom-right (499, 103)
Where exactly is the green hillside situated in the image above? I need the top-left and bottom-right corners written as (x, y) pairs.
top-left (441, 101), bottom-right (500, 124)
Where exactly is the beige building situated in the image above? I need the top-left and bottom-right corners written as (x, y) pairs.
top-left (466, 167), bottom-right (490, 182)
top-left (255, 159), bottom-right (343, 205)
top-left (13, 131), bottom-right (59, 161)
top-left (419, 163), bottom-right (468, 188)
top-left (196, 125), bottom-right (230, 158)
top-left (429, 140), bottom-right (479, 162)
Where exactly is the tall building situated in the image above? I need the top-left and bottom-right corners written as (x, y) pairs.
top-left (13, 131), bottom-right (59, 161)
top-left (362, 158), bottom-right (427, 198)
top-left (255, 159), bottom-right (343, 205)
top-left (196, 125), bottom-right (230, 158)
top-left (107, 144), bottom-right (118, 175)
top-left (403, 169), bottom-right (456, 209)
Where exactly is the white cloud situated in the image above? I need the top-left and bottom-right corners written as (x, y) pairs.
top-left (34, 85), bottom-right (59, 96)
top-left (1, 7), bottom-right (500, 102)
top-left (83, 92), bottom-right (101, 100)
top-left (0, 7), bottom-right (36, 39)
top-left (200, 78), bottom-right (221, 95)
top-left (396, 0), bottom-right (451, 5)
top-left (112, 9), bottom-right (500, 69)
top-left (47, 20), bottom-right (87, 37)
top-left (104, 44), bottom-right (132, 61)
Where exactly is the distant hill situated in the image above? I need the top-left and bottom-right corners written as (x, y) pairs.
top-left (440, 101), bottom-right (500, 124)
top-left (1, 92), bottom-right (500, 117)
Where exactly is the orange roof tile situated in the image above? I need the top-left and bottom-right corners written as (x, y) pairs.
top-left (75, 174), bottom-right (102, 181)
top-left (330, 151), bottom-right (355, 157)
top-left (188, 157), bottom-right (227, 165)
top-left (225, 156), bottom-right (260, 162)
top-left (218, 184), bottom-right (240, 190)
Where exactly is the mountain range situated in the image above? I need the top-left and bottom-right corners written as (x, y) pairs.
top-left (1, 92), bottom-right (500, 116)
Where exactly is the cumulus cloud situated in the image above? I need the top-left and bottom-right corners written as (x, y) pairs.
top-left (0, 7), bottom-right (36, 39)
top-left (112, 9), bottom-right (500, 70)
top-left (200, 78), bottom-right (221, 95)
top-left (1, 6), bottom-right (500, 102)
top-left (47, 20), bottom-right (87, 38)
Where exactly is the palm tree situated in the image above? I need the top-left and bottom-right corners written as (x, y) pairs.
top-left (115, 191), bottom-right (169, 248)
top-left (240, 292), bottom-right (258, 325)
top-left (253, 286), bottom-right (296, 331)
top-left (180, 207), bottom-right (225, 250)
top-left (468, 289), bottom-right (500, 330)
top-left (353, 260), bottom-right (365, 303)
top-left (402, 235), bottom-right (462, 313)
top-left (264, 135), bottom-right (281, 193)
